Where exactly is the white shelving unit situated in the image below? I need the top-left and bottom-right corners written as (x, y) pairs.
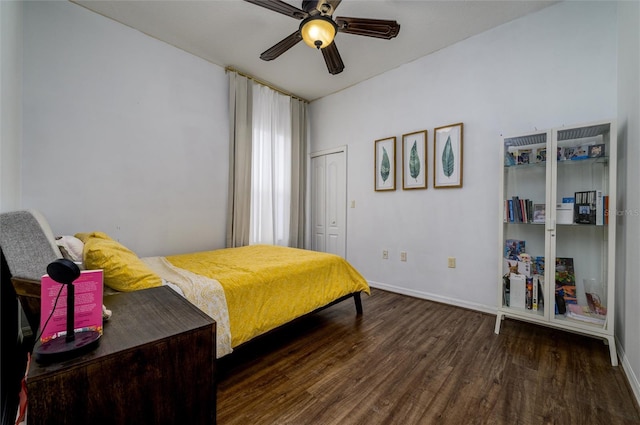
top-left (495, 120), bottom-right (617, 366)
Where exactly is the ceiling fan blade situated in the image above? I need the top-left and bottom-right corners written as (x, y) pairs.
top-left (260, 31), bottom-right (303, 61)
top-left (244, 0), bottom-right (309, 20)
top-left (321, 42), bottom-right (344, 75)
top-left (335, 17), bottom-right (400, 39)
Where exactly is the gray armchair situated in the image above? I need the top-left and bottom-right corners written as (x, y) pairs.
top-left (0, 210), bottom-right (62, 334)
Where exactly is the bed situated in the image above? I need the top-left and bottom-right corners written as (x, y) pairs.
top-left (1, 210), bottom-right (370, 358)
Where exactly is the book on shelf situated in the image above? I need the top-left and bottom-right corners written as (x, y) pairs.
top-left (517, 149), bottom-right (532, 165)
top-left (512, 196), bottom-right (522, 222)
top-left (572, 145), bottom-right (589, 160)
top-left (534, 256), bottom-right (545, 276)
top-left (532, 204), bottom-right (545, 223)
top-left (555, 257), bottom-right (576, 307)
top-left (574, 190), bottom-right (597, 224)
top-left (504, 239), bottom-right (525, 260)
top-left (519, 198), bottom-right (528, 223)
top-left (588, 144), bottom-right (605, 158)
top-left (505, 196), bottom-right (535, 223)
top-left (531, 275), bottom-right (538, 310)
top-left (502, 275), bottom-right (510, 307)
top-left (507, 199), bottom-right (514, 222)
top-left (562, 146), bottom-right (575, 161)
top-left (604, 195), bottom-right (609, 224)
top-left (504, 150), bottom-right (516, 166)
top-left (566, 304), bottom-right (606, 325)
top-left (557, 201), bottom-right (574, 224)
top-left (40, 269), bottom-right (104, 343)
top-left (596, 190), bottom-right (604, 225)
top-left (509, 273), bottom-right (526, 309)
top-left (526, 277), bottom-right (534, 309)
top-left (532, 275), bottom-right (544, 311)
top-left (503, 258), bottom-right (531, 277)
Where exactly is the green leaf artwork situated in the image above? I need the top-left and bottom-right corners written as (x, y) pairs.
top-left (380, 147), bottom-right (390, 182)
top-left (409, 141), bottom-right (420, 181)
top-left (442, 136), bottom-right (455, 177)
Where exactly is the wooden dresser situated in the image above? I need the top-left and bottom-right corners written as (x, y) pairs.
top-left (27, 286), bottom-right (216, 425)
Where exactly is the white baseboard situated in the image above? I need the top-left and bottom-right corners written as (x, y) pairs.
top-left (616, 339), bottom-right (640, 408)
top-left (367, 280), bottom-right (497, 315)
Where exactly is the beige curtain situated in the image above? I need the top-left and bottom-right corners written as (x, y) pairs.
top-left (226, 72), bottom-right (252, 248)
top-left (226, 70), bottom-right (308, 248)
top-left (289, 98), bottom-right (308, 248)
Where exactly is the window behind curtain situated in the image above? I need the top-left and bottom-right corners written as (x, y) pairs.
top-left (249, 85), bottom-right (292, 246)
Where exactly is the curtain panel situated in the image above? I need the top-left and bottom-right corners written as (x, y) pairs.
top-left (250, 85), bottom-right (292, 246)
top-left (290, 98), bottom-right (308, 248)
top-left (226, 70), bottom-right (309, 248)
top-left (226, 73), bottom-right (252, 248)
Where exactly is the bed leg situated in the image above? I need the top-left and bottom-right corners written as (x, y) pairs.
top-left (353, 292), bottom-right (363, 315)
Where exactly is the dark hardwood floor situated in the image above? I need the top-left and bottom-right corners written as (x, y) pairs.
top-left (217, 288), bottom-right (640, 425)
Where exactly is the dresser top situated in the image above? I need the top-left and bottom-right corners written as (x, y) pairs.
top-left (29, 286), bottom-right (214, 378)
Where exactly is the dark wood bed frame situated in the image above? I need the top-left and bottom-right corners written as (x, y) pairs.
top-left (316, 291), bottom-right (362, 315)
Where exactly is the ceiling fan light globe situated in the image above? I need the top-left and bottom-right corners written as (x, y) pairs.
top-left (300, 16), bottom-right (336, 49)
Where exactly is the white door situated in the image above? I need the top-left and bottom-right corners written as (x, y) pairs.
top-left (311, 150), bottom-right (346, 257)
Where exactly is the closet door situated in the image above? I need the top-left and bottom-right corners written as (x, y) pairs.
top-left (311, 150), bottom-right (346, 257)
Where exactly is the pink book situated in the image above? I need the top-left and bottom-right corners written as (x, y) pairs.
top-left (39, 269), bottom-right (104, 342)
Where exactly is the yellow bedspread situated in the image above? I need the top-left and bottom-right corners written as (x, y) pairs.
top-left (166, 245), bottom-right (370, 348)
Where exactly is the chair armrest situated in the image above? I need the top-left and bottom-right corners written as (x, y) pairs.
top-left (11, 277), bottom-right (40, 298)
top-left (11, 277), bottom-right (41, 334)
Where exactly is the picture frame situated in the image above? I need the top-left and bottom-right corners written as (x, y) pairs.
top-left (588, 143), bottom-right (605, 158)
top-left (533, 203), bottom-right (546, 224)
top-left (374, 136), bottom-right (396, 191)
top-left (402, 130), bottom-right (427, 190)
top-left (433, 122), bottom-right (463, 189)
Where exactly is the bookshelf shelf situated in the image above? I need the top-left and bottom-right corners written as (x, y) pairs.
top-left (495, 119), bottom-right (617, 366)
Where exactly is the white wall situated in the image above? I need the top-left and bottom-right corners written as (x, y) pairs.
top-left (21, 1), bottom-right (229, 256)
top-left (616, 0), bottom-right (640, 403)
top-left (310, 1), bottom-right (618, 312)
top-left (0, 0), bottom-right (23, 212)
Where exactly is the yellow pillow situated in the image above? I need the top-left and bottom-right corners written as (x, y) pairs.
top-left (74, 232), bottom-right (91, 243)
top-left (81, 232), bottom-right (162, 292)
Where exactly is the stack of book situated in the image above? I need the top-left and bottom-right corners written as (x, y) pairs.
top-left (574, 190), bottom-right (608, 225)
top-left (503, 240), bottom-right (544, 311)
top-left (504, 196), bottom-right (535, 223)
top-left (566, 304), bottom-right (606, 326)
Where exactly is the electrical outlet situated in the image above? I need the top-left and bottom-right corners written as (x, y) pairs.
top-left (383, 250), bottom-right (389, 259)
top-left (448, 257), bottom-right (456, 268)
top-left (400, 251), bottom-right (407, 262)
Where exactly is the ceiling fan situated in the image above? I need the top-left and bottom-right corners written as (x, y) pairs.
top-left (244, 0), bottom-right (400, 75)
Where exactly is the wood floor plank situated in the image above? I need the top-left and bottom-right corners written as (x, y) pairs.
top-left (217, 289), bottom-right (640, 424)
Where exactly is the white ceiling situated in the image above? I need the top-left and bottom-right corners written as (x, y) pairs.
top-left (72, 0), bottom-right (556, 101)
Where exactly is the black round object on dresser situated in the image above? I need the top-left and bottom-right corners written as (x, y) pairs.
top-left (35, 259), bottom-right (101, 364)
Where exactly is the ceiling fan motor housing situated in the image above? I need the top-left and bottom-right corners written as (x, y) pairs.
top-left (300, 15), bottom-right (338, 49)
top-left (302, 0), bottom-right (332, 15)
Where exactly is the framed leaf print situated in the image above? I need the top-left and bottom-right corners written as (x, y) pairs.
top-left (402, 130), bottom-right (427, 190)
top-left (433, 123), bottom-right (463, 189)
top-left (374, 137), bottom-right (396, 191)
